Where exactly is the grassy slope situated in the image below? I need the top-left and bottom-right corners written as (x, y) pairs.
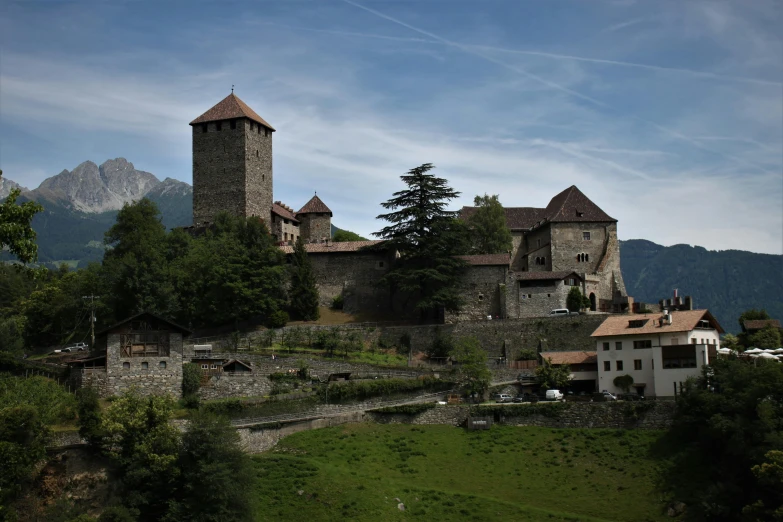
top-left (252, 424), bottom-right (669, 522)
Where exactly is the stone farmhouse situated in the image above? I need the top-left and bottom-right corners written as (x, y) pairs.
top-left (187, 93), bottom-right (635, 320)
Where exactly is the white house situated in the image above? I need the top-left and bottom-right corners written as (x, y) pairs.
top-left (591, 309), bottom-right (724, 398)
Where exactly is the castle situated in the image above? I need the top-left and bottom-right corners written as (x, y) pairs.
top-left (189, 93), bottom-right (632, 319)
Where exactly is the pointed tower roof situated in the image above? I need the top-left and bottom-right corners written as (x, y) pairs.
top-left (190, 93), bottom-right (275, 130)
top-left (542, 185), bottom-right (616, 224)
top-left (297, 194), bottom-right (332, 216)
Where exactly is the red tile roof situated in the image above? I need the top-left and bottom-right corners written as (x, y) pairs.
top-left (540, 351), bottom-right (597, 365)
top-left (743, 319), bottom-right (781, 331)
top-left (591, 309), bottom-right (725, 337)
top-left (279, 240), bottom-right (383, 254)
top-left (272, 203), bottom-right (299, 222)
top-left (190, 93), bottom-right (275, 130)
top-left (297, 194), bottom-right (332, 216)
top-left (456, 253), bottom-right (511, 266)
top-left (516, 271), bottom-right (581, 281)
top-left (460, 186), bottom-right (614, 231)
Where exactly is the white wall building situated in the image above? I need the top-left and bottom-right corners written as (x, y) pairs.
top-left (591, 309), bottom-right (724, 398)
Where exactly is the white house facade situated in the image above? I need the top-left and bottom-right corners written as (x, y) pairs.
top-left (591, 309), bottom-right (724, 398)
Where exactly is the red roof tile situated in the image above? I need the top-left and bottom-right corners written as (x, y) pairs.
top-left (456, 253), bottom-right (510, 266)
top-left (190, 93), bottom-right (275, 130)
top-left (460, 206), bottom-right (546, 230)
top-left (279, 240), bottom-right (383, 254)
top-left (272, 203), bottom-right (299, 222)
top-left (591, 309), bottom-right (725, 337)
top-left (540, 351), bottom-right (597, 365)
top-left (297, 194), bottom-right (332, 216)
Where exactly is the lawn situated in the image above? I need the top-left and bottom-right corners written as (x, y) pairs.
top-left (252, 424), bottom-right (670, 521)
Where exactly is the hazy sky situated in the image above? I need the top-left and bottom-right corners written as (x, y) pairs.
top-left (1, 0), bottom-right (781, 254)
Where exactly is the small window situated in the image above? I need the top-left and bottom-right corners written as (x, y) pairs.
top-left (122, 362), bottom-right (130, 369)
top-left (201, 364), bottom-right (208, 369)
top-left (521, 294), bottom-right (527, 300)
top-left (616, 361), bottom-right (623, 371)
top-left (216, 122), bottom-right (222, 131)
top-left (585, 254), bottom-right (589, 262)
top-left (603, 361), bottom-right (611, 371)
top-left (201, 123), bottom-right (208, 133)
top-left (141, 362), bottom-right (149, 370)
top-left (265, 128), bottom-right (270, 137)
top-left (478, 294), bottom-right (484, 301)
top-left (547, 293), bottom-right (551, 298)
top-left (628, 319), bottom-right (648, 328)
top-left (541, 257), bottom-right (545, 265)
top-left (577, 211), bottom-right (584, 217)
top-left (230, 120), bottom-right (236, 130)
top-left (602, 342), bottom-right (610, 351)
top-left (159, 361), bottom-right (167, 369)
top-left (634, 360), bottom-right (642, 370)
top-left (691, 338), bottom-right (697, 344)
top-left (528, 294), bottom-right (532, 299)
top-left (633, 340), bottom-right (653, 349)
top-left (378, 261), bottom-right (384, 268)
top-left (615, 342), bottom-right (622, 350)
top-left (250, 122), bottom-right (255, 131)
top-left (583, 232), bottom-right (591, 240)
top-left (211, 364), bottom-right (218, 369)
top-left (256, 150), bottom-right (259, 158)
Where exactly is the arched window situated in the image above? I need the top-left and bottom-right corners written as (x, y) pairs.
top-left (541, 256), bottom-right (546, 265)
top-left (585, 254), bottom-right (589, 262)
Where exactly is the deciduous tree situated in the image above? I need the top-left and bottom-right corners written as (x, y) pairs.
top-left (332, 229), bottom-right (367, 242)
top-left (451, 336), bottom-right (491, 398)
top-left (535, 357), bottom-right (571, 389)
top-left (464, 194), bottom-right (512, 255)
top-left (0, 170), bottom-right (44, 263)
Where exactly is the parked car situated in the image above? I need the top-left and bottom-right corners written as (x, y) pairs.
top-left (513, 393), bottom-right (538, 403)
top-left (496, 394), bottom-right (513, 403)
top-left (68, 342), bottom-right (88, 352)
top-left (545, 389), bottom-right (565, 401)
top-left (618, 393), bottom-right (644, 401)
top-left (593, 391), bottom-right (618, 402)
top-left (548, 308), bottom-right (579, 317)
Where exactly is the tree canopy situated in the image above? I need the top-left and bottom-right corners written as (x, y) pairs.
top-left (0, 170), bottom-right (44, 264)
top-left (464, 194), bottom-right (512, 255)
top-left (332, 229), bottom-right (367, 242)
top-left (451, 336), bottom-right (491, 398)
top-left (535, 357), bottom-right (571, 389)
top-left (289, 237), bottom-right (320, 321)
top-left (373, 163), bottom-right (469, 318)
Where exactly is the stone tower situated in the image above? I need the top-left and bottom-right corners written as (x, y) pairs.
top-left (297, 194), bottom-right (333, 241)
top-left (190, 93), bottom-right (275, 226)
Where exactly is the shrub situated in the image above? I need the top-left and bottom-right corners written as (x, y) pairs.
top-left (331, 294), bottom-right (344, 310)
top-left (323, 377), bottom-right (450, 403)
top-left (613, 374), bottom-right (634, 393)
top-left (427, 332), bottom-right (453, 358)
top-left (267, 310), bottom-right (289, 328)
top-left (76, 387), bottom-right (104, 447)
top-left (517, 349), bottom-right (538, 361)
top-left (182, 363), bottom-right (202, 397)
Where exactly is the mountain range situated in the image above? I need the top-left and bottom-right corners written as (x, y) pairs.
top-left (3, 159), bottom-right (782, 332)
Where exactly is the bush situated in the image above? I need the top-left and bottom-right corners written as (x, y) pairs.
top-left (182, 363), bottom-right (202, 397)
top-left (331, 294), bottom-right (344, 310)
top-left (267, 310), bottom-right (289, 328)
top-left (427, 332), bottom-right (453, 358)
top-left (76, 387), bottom-right (104, 447)
top-left (517, 349), bottom-right (538, 361)
top-left (97, 506), bottom-right (138, 522)
top-left (613, 374), bottom-right (634, 393)
top-left (324, 377), bottom-right (450, 403)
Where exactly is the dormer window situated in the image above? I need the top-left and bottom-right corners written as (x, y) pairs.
top-left (577, 211), bottom-right (584, 217)
top-left (629, 319), bottom-right (648, 328)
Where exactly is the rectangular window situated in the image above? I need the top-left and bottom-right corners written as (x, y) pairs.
top-left (216, 122), bottom-right (222, 131)
top-left (201, 123), bottom-right (208, 133)
top-left (633, 340), bottom-right (652, 349)
top-left (634, 360), bottom-right (642, 370)
top-left (602, 342), bottom-right (610, 351)
top-left (691, 338), bottom-right (697, 344)
top-left (583, 232), bottom-right (591, 240)
top-left (615, 342), bottom-right (622, 350)
top-left (603, 361), bottom-right (611, 371)
top-left (616, 361), bottom-right (623, 371)
top-left (230, 119), bottom-right (236, 129)
top-left (671, 338), bottom-right (680, 345)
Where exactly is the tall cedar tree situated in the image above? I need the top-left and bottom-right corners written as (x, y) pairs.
top-left (289, 236), bottom-right (320, 321)
top-left (466, 194), bottom-right (512, 255)
top-left (373, 164), bottom-right (469, 319)
top-left (0, 170), bottom-right (44, 263)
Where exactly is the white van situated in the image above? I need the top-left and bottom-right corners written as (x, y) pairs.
top-left (545, 389), bottom-right (564, 401)
top-left (549, 309), bottom-right (577, 317)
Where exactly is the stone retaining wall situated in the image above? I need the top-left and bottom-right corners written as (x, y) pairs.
top-left (237, 411), bottom-right (364, 453)
top-left (198, 374), bottom-right (273, 401)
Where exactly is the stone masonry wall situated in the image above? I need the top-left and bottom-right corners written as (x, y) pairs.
top-left (309, 252), bottom-right (392, 314)
top-left (510, 278), bottom-right (573, 319)
top-left (198, 374), bottom-right (273, 401)
top-left (447, 265), bottom-right (507, 322)
top-left (516, 224), bottom-right (553, 272)
top-left (298, 213), bottom-right (331, 242)
top-left (192, 118), bottom-right (273, 225)
top-left (104, 333), bottom-right (184, 398)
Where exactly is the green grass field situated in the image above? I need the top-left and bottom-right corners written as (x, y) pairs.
top-left (252, 424), bottom-right (670, 521)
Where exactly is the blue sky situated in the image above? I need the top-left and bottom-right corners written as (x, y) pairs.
top-left (1, 0), bottom-right (781, 254)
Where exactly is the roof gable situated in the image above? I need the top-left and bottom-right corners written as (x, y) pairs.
top-left (460, 206), bottom-right (545, 230)
top-left (297, 194), bottom-right (332, 216)
top-left (190, 93), bottom-right (275, 130)
top-left (272, 203), bottom-right (299, 222)
top-left (96, 312), bottom-right (192, 337)
top-left (544, 185), bottom-right (615, 224)
top-left (591, 309), bottom-right (724, 337)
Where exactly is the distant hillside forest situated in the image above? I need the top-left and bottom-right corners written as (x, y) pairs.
top-left (620, 239), bottom-right (783, 333)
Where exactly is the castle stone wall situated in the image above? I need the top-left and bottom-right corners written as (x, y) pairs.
top-left (517, 224), bottom-right (553, 272)
top-left (309, 252), bottom-right (391, 313)
top-left (299, 213), bottom-right (332, 241)
top-left (510, 278), bottom-right (573, 319)
top-left (243, 119), bottom-right (273, 221)
top-left (447, 265), bottom-right (507, 322)
top-left (104, 333), bottom-right (184, 398)
top-left (198, 374), bottom-right (273, 401)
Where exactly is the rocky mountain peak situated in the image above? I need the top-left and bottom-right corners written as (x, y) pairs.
top-left (0, 175), bottom-right (29, 199)
top-left (31, 158), bottom-right (164, 213)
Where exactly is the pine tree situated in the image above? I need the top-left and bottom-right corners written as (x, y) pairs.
top-left (374, 163), bottom-right (469, 319)
top-left (289, 236), bottom-right (320, 321)
top-left (465, 194), bottom-right (512, 254)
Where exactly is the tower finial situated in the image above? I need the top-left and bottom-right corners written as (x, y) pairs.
top-left (231, 85), bottom-right (234, 94)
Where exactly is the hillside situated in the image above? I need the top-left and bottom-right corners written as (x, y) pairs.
top-left (620, 239), bottom-right (783, 333)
